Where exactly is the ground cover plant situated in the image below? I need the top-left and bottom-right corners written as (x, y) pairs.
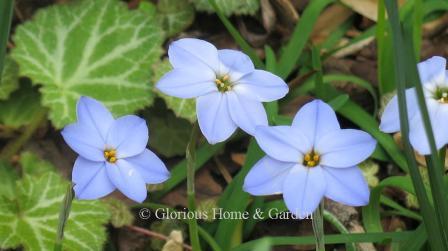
top-left (1, 0), bottom-right (448, 250)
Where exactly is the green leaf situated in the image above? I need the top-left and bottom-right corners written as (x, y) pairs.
top-left (0, 57), bottom-right (19, 100)
top-left (0, 83), bottom-right (44, 128)
top-left (194, 0), bottom-right (259, 16)
top-left (149, 112), bottom-right (192, 157)
top-left (232, 232), bottom-right (415, 251)
top-left (11, 0), bottom-right (164, 128)
top-left (19, 151), bottom-right (55, 176)
top-left (215, 139), bottom-right (264, 250)
top-left (362, 176), bottom-right (415, 233)
top-left (153, 60), bottom-right (197, 122)
top-left (0, 161), bottom-right (19, 199)
top-left (157, 0), bottom-right (195, 37)
top-left (0, 172), bottom-right (110, 251)
top-left (103, 198), bottom-right (134, 228)
top-left (277, 0), bottom-right (333, 78)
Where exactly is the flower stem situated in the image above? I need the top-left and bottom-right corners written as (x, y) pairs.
top-left (54, 183), bottom-right (74, 251)
top-left (311, 201), bottom-right (325, 251)
top-left (186, 122), bottom-right (202, 251)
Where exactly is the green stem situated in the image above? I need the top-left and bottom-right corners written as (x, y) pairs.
top-left (0, 0), bottom-right (14, 83)
top-left (54, 183), bottom-right (74, 251)
top-left (0, 109), bottom-right (47, 160)
top-left (311, 201), bottom-right (325, 251)
top-left (385, 0), bottom-right (447, 249)
top-left (186, 122), bottom-right (202, 251)
top-left (323, 210), bottom-right (356, 251)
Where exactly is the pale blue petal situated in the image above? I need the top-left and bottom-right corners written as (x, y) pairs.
top-left (380, 88), bottom-right (419, 133)
top-left (72, 157), bottom-right (115, 200)
top-left (283, 165), bottom-right (326, 219)
top-left (106, 159), bottom-right (147, 203)
top-left (125, 149), bottom-right (170, 184)
top-left (292, 100), bottom-right (340, 145)
top-left (106, 115), bottom-right (148, 158)
top-left (317, 129), bottom-right (376, 168)
top-left (61, 123), bottom-right (105, 161)
top-left (168, 38), bottom-right (220, 72)
top-left (76, 96), bottom-right (114, 141)
top-left (227, 92), bottom-right (267, 136)
top-left (243, 156), bottom-right (294, 195)
top-left (254, 125), bottom-right (312, 162)
top-left (217, 49), bottom-right (254, 79)
top-left (409, 101), bottom-right (448, 155)
top-left (417, 56), bottom-right (446, 84)
top-left (323, 166), bottom-right (369, 206)
top-left (233, 70), bottom-right (289, 102)
top-left (197, 92), bottom-right (237, 144)
top-left (156, 68), bottom-right (217, 98)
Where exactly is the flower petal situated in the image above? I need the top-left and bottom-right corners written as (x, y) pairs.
top-left (283, 165), bottom-right (326, 219)
top-left (156, 68), bottom-right (217, 98)
top-left (233, 70), bottom-right (289, 102)
top-left (106, 159), bottom-right (147, 203)
top-left (255, 125), bottom-right (312, 163)
top-left (106, 115), bottom-right (148, 158)
top-left (317, 129), bottom-right (376, 168)
top-left (217, 49), bottom-right (254, 79)
top-left (418, 56), bottom-right (446, 84)
top-left (168, 38), bottom-right (220, 72)
top-left (197, 92), bottom-right (237, 144)
top-left (61, 123), bottom-right (105, 161)
top-left (323, 166), bottom-right (370, 206)
top-left (227, 92), bottom-right (267, 136)
top-left (76, 96), bottom-right (114, 141)
top-left (380, 88), bottom-right (419, 133)
top-left (409, 100), bottom-right (448, 155)
top-left (72, 157), bottom-right (115, 200)
top-left (292, 100), bottom-right (340, 145)
top-left (125, 149), bottom-right (170, 184)
top-left (243, 156), bottom-right (294, 195)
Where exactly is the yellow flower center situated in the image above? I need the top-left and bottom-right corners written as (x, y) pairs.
top-left (215, 75), bottom-right (232, 92)
top-left (303, 151), bottom-right (320, 168)
top-left (104, 149), bottom-right (117, 163)
top-left (435, 87), bottom-right (448, 103)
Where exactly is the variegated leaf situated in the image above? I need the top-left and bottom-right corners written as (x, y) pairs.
top-left (0, 171), bottom-right (110, 251)
top-left (11, 0), bottom-right (163, 128)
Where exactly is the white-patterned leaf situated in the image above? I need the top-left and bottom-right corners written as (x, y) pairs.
top-left (0, 83), bottom-right (44, 128)
top-left (0, 57), bottom-right (20, 100)
top-left (0, 172), bottom-right (110, 251)
top-left (193, 0), bottom-right (260, 16)
top-left (149, 111), bottom-right (192, 157)
top-left (11, 0), bottom-right (163, 128)
top-left (157, 0), bottom-right (195, 37)
top-left (153, 60), bottom-right (196, 122)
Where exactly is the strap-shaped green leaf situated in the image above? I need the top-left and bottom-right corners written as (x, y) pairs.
top-left (11, 0), bottom-right (163, 128)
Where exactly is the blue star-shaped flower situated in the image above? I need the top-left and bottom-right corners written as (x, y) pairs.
top-left (156, 38), bottom-right (289, 144)
top-left (244, 100), bottom-right (376, 218)
top-left (381, 56), bottom-right (448, 155)
top-left (62, 97), bottom-right (170, 202)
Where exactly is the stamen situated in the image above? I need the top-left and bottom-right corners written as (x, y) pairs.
top-left (434, 87), bottom-right (448, 103)
top-left (104, 149), bottom-right (118, 163)
top-left (303, 151), bottom-right (320, 168)
top-left (215, 74), bottom-right (232, 93)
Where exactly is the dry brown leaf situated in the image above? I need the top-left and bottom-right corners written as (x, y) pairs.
top-left (311, 4), bottom-right (354, 44)
top-left (161, 230), bottom-right (184, 251)
top-left (340, 0), bottom-right (406, 21)
top-left (261, 0), bottom-right (277, 33)
top-left (231, 153), bottom-right (246, 166)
